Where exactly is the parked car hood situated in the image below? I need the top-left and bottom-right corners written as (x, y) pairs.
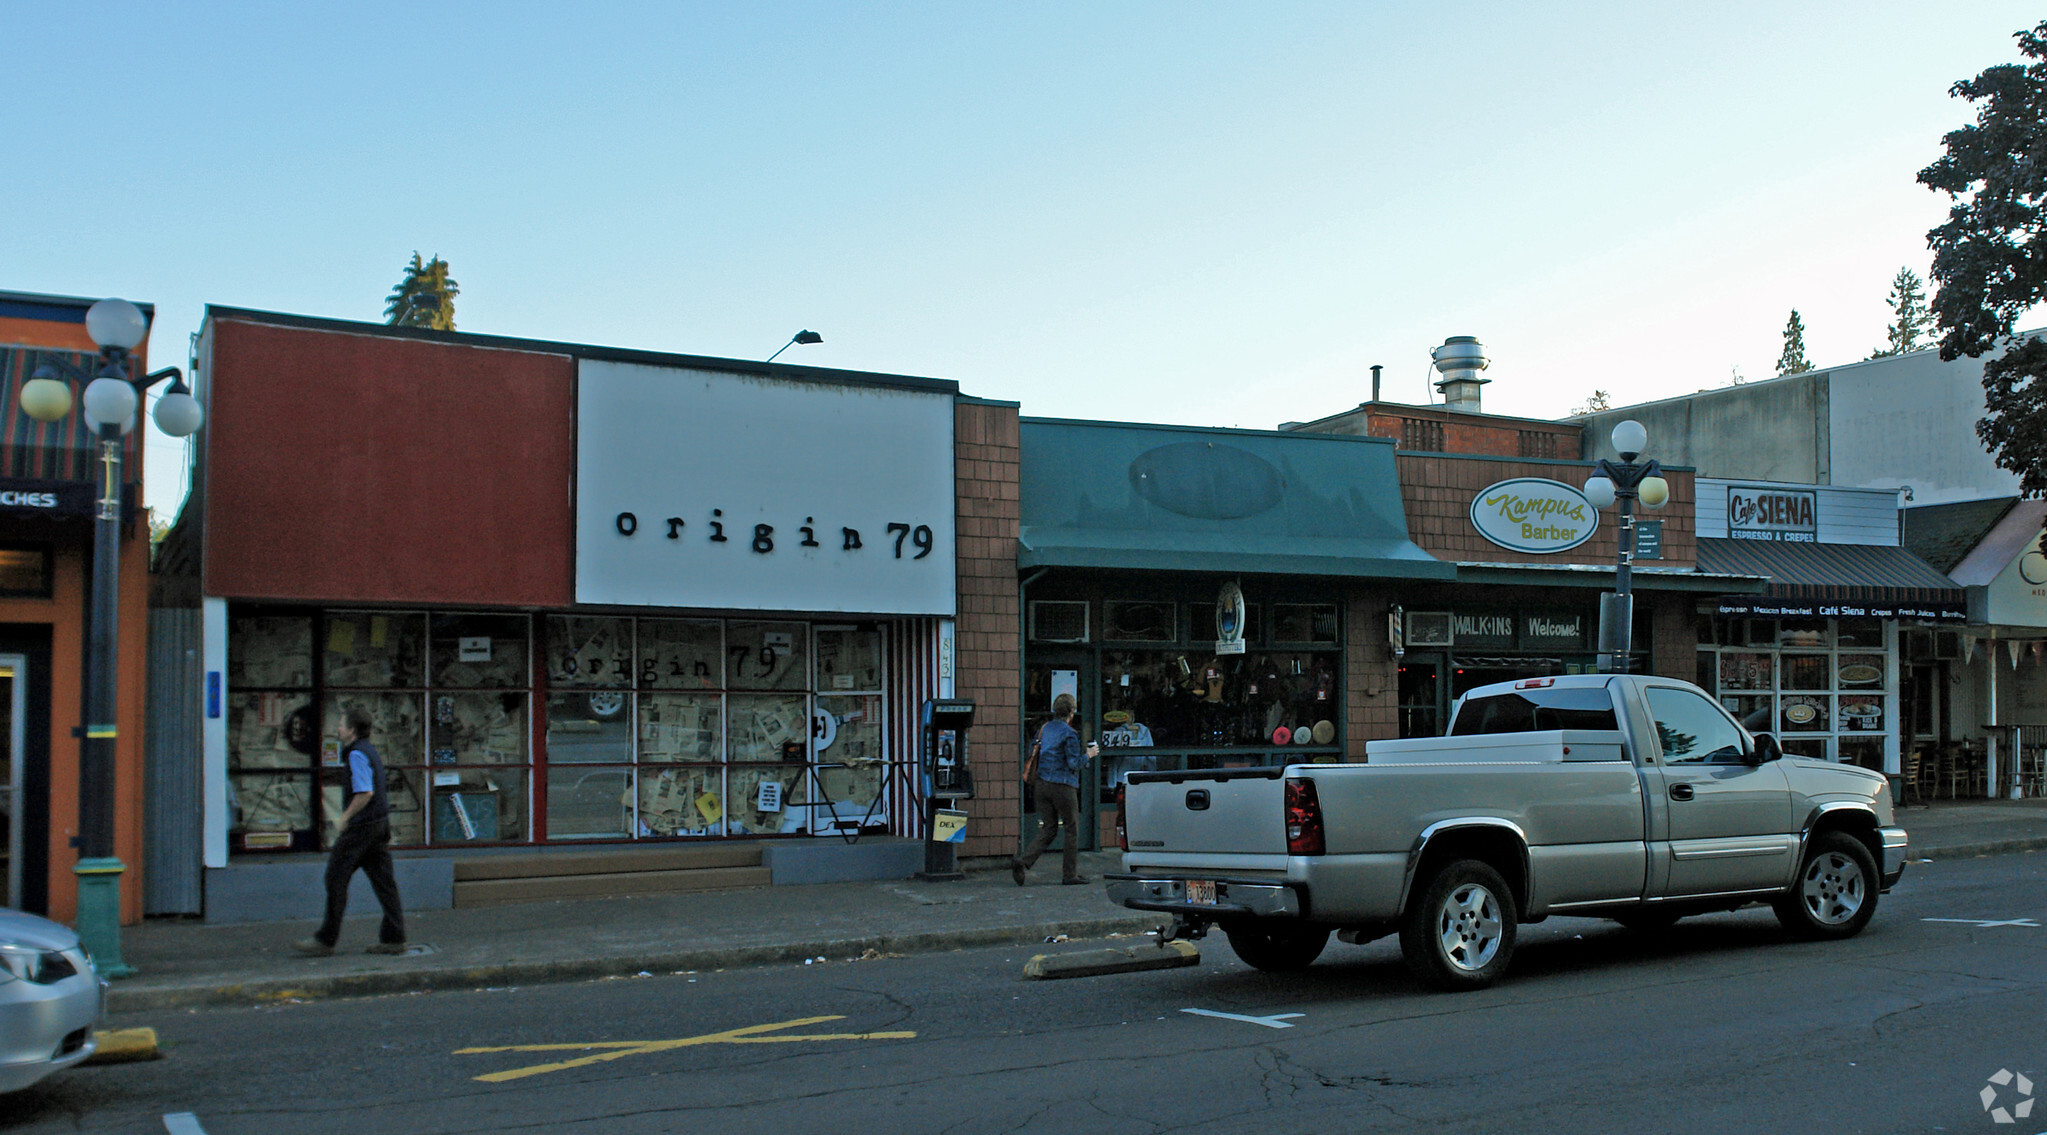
top-left (0, 909), bottom-right (81, 951)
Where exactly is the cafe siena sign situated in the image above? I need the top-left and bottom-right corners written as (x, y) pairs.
top-left (1469, 478), bottom-right (1597, 554)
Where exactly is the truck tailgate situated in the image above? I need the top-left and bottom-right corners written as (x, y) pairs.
top-left (1123, 767), bottom-right (1288, 856)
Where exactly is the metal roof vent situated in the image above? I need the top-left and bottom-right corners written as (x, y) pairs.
top-left (1430, 336), bottom-right (1490, 413)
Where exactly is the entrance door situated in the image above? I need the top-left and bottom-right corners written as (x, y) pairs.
top-left (0, 655), bottom-right (23, 909)
top-left (1023, 651), bottom-right (1096, 853)
top-left (1398, 659), bottom-right (1445, 738)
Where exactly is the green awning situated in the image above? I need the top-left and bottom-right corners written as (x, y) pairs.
top-left (1019, 418), bottom-right (1454, 580)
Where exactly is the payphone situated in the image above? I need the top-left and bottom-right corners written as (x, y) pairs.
top-left (919, 698), bottom-right (975, 880)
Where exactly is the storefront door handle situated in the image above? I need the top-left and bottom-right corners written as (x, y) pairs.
top-left (1669, 783), bottom-right (1695, 801)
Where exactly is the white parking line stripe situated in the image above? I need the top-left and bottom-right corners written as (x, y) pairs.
top-left (163, 1113), bottom-right (208, 1135)
top-left (1180, 1008), bottom-right (1304, 1029)
top-left (1922, 918), bottom-right (2041, 928)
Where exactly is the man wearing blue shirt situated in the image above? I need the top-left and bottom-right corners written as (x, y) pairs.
top-left (1012, 693), bottom-right (1097, 886)
top-left (294, 706), bottom-right (406, 956)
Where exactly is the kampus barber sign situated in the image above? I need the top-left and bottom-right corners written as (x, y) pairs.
top-left (1469, 478), bottom-right (1597, 554)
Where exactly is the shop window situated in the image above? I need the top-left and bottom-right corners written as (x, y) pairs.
top-left (1695, 651), bottom-right (1716, 692)
top-left (1781, 738), bottom-right (1828, 761)
top-left (0, 544), bottom-right (51, 597)
top-left (815, 628), bottom-right (882, 690)
top-left (430, 614), bottom-right (529, 688)
top-left (433, 769), bottom-right (526, 843)
top-left (729, 765), bottom-right (808, 837)
top-left (1837, 737), bottom-right (1884, 770)
top-left (638, 619), bottom-right (723, 689)
top-left (1190, 603), bottom-right (1263, 645)
top-left (322, 692), bottom-right (429, 847)
top-left (547, 615), bottom-right (634, 689)
top-left (429, 692), bottom-right (527, 765)
top-left (637, 692), bottom-right (724, 763)
top-left (546, 765), bottom-right (631, 840)
top-left (1718, 694), bottom-right (1772, 733)
top-left (1780, 694), bottom-right (1830, 733)
top-left (230, 616), bottom-right (313, 689)
top-left (1777, 618), bottom-right (1832, 649)
top-left (725, 693), bottom-right (808, 763)
top-left (726, 621), bottom-right (808, 691)
top-left (1272, 604), bottom-right (1340, 644)
top-left (1836, 619), bottom-right (1884, 649)
top-left (1718, 652), bottom-right (1772, 691)
top-left (1096, 649), bottom-right (1339, 751)
top-left (1103, 601), bottom-right (1176, 643)
top-left (637, 766), bottom-right (724, 837)
top-left (1780, 654), bottom-right (1832, 691)
top-left (324, 612), bottom-right (425, 688)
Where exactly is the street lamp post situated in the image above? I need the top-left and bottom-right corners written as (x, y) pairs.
top-left (21, 298), bottom-right (204, 976)
top-left (1582, 419), bottom-right (1668, 674)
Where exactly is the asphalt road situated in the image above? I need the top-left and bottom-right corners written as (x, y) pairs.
top-left (5, 852), bottom-right (2045, 1135)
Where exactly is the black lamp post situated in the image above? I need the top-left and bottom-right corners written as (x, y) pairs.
top-left (1582, 419), bottom-right (1668, 674)
top-left (21, 298), bottom-right (204, 976)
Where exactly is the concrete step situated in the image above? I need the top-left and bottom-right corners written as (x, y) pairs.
top-left (453, 865), bottom-right (773, 908)
top-left (451, 843), bottom-right (762, 882)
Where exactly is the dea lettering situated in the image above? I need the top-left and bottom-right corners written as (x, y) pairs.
top-left (1980, 1068), bottom-right (2035, 1124)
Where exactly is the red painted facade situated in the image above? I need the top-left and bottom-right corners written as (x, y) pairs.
top-left (202, 319), bottom-right (575, 607)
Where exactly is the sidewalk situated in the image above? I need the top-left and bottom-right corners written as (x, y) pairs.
top-left (104, 799), bottom-right (2047, 1014)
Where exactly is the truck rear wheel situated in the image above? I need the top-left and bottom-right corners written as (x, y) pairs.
top-left (1221, 922), bottom-right (1330, 972)
top-left (1773, 830), bottom-right (1879, 940)
top-left (1401, 859), bottom-right (1518, 991)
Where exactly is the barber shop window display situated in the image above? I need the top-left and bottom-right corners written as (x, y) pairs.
top-left (1050, 598), bottom-right (1343, 795)
top-left (1697, 615), bottom-right (1892, 768)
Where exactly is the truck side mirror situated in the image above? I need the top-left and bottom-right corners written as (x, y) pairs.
top-left (1748, 733), bottom-right (1783, 764)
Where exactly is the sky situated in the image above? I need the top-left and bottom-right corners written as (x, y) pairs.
top-left (6, 2), bottom-right (2043, 516)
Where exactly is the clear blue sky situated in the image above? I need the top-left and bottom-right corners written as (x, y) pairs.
top-left (6, 2), bottom-right (2041, 514)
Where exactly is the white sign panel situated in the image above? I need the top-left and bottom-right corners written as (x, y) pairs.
top-left (1468, 478), bottom-right (1597, 554)
top-left (576, 360), bottom-right (957, 614)
top-left (1727, 485), bottom-right (1817, 542)
top-left (1982, 528), bottom-right (2047, 628)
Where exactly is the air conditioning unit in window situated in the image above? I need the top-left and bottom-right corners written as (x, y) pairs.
top-left (1406, 611), bottom-right (1452, 648)
top-left (1904, 628), bottom-right (1963, 662)
top-left (1028, 601), bottom-right (1089, 643)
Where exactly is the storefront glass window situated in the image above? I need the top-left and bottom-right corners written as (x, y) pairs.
top-left (1103, 601), bottom-right (1176, 642)
top-left (1272, 604), bottom-right (1340, 644)
top-left (547, 615), bottom-right (634, 689)
top-left (230, 616), bottom-right (313, 689)
top-left (324, 612), bottom-right (424, 687)
top-left (815, 628), bottom-right (882, 690)
top-left (638, 619), bottom-right (723, 689)
top-left (1700, 617), bottom-right (1900, 768)
top-left (726, 621), bottom-right (808, 691)
top-left (430, 614), bottom-right (529, 688)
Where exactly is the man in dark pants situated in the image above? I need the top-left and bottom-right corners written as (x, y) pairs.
top-left (294, 706), bottom-right (405, 956)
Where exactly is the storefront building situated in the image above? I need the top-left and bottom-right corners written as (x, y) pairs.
top-left (176, 308), bottom-right (1021, 912)
top-left (1694, 479), bottom-right (1966, 777)
top-left (0, 291), bottom-right (155, 922)
top-left (1905, 497), bottom-right (2047, 796)
top-left (1014, 419), bottom-right (1742, 849)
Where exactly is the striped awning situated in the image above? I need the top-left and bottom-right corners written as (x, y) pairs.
top-left (1695, 538), bottom-right (1962, 604)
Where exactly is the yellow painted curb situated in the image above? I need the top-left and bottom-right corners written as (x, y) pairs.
top-left (1023, 938), bottom-right (1199, 980)
top-left (85, 1027), bottom-right (159, 1064)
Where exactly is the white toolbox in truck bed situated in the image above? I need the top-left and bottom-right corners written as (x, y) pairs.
top-left (1364, 729), bottom-right (1626, 765)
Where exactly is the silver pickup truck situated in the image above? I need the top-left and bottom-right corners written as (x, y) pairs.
top-left (1106, 673), bottom-right (1906, 991)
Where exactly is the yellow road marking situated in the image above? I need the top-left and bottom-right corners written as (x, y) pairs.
top-left (456, 1015), bottom-right (917, 1083)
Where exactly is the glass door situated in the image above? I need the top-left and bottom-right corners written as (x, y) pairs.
top-left (1024, 651), bottom-right (1096, 852)
top-left (0, 655), bottom-right (22, 908)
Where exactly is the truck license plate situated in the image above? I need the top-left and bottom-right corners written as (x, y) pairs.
top-left (1185, 880), bottom-right (1216, 905)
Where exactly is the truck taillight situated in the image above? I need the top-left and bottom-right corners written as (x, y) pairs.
top-left (1115, 784), bottom-right (1128, 852)
top-left (1285, 777), bottom-right (1324, 856)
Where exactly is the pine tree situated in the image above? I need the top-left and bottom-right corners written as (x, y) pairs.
top-left (1869, 268), bottom-right (1930, 358)
top-left (1775, 309), bottom-right (1813, 376)
top-left (383, 252), bottom-right (459, 330)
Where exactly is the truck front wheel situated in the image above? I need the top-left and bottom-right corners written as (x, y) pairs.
top-left (1401, 859), bottom-right (1518, 991)
top-left (1221, 922), bottom-right (1330, 972)
top-left (1773, 830), bottom-right (1879, 940)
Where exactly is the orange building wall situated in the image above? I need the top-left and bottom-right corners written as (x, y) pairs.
top-left (0, 303), bottom-right (154, 924)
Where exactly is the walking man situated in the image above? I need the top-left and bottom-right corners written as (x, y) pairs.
top-left (294, 706), bottom-right (406, 956)
top-left (1012, 693), bottom-right (1098, 886)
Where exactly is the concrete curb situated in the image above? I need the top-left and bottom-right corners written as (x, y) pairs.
top-left (106, 913), bottom-right (1163, 1014)
top-left (1915, 837), bottom-right (2047, 862)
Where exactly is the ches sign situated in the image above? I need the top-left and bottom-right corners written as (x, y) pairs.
top-left (1469, 478), bottom-right (1597, 554)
